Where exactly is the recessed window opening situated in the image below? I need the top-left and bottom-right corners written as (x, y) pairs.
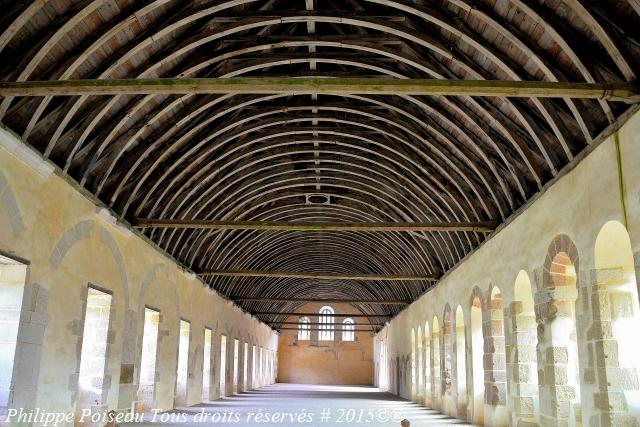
top-left (318, 306), bottom-right (334, 341)
top-left (137, 307), bottom-right (160, 410)
top-left (175, 320), bottom-right (190, 406)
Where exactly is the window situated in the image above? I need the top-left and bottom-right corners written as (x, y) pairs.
top-left (298, 317), bottom-right (310, 340)
top-left (78, 286), bottom-right (112, 409)
top-left (342, 318), bottom-right (355, 341)
top-left (0, 255), bottom-right (27, 409)
top-left (233, 339), bottom-right (239, 394)
top-left (318, 306), bottom-right (334, 341)
top-left (202, 327), bottom-right (212, 401)
top-left (220, 335), bottom-right (227, 396)
top-left (138, 308), bottom-right (160, 409)
top-left (175, 320), bottom-right (190, 405)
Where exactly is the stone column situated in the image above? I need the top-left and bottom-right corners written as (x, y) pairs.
top-left (586, 267), bottom-right (640, 427)
top-left (238, 342), bottom-right (246, 393)
top-left (483, 300), bottom-right (508, 426)
top-left (212, 332), bottom-right (221, 400)
top-left (225, 338), bottom-right (234, 396)
top-left (535, 286), bottom-right (581, 427)
top-left (505, 300), bottom-right (539, 426)
top-left (247, 344), bottom-right (254, 390)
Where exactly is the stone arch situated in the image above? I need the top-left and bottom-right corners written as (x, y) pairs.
top-left (0, 171), bottom-right (24, 236)
top-left (49, 220), bottom-right (94, 268)
top-left (537, 234), bottom-right (582, 427)
top-left (590, 221), bottom-right (640, 425)
top-left (97, 226), bottom-right (129, 310)
top-left (132, 262), bottom-right (180, 410)
top-left (541, 233), bottom-right (580, 291)
top-left (46, 220), bottom-right (130, 414)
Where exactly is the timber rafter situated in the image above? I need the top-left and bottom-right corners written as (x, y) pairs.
top-left (0, 0), bottom-right (638, 319)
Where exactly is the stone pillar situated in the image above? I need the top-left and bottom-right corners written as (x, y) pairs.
top-left (586, 267), bottom-right (640, 427)
top-left (431, 329), bottom-right (442, 411)
top-left (454, 317), bottom-right (467, 421)
top-left (506, 301), bottom-right (539, 426)
top-left (535, 286), bottom-right (581, 427)
top-left (247, 344), bottom-right (254, 390)
top-left (238, 342), bottom-right (246, 393)
top-left (212, 332), bottom-right (221, 399)
top-left (225, 338), bottom-right (234, 396)
top-left (483, 300), bottom-right (508, 426)
top-left (423, 333), bottom-right (432, 407)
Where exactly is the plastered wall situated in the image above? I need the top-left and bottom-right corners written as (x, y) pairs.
top-left (0, 126), bottom-right (278, 424)
top-left (375, 108), bottom-right (640, 427)
top-left (277, 303), bottom-right (374, 385)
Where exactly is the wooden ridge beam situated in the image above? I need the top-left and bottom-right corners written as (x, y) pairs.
top-left (201, 270), bottom-right (437, 281)
top-left (253, 312), bottom-right (391, 318)
top-left (231, 296), bottom-right (410, 304)
top-left (0, 78), bottom-right (638, 102)
top-left (133, 219), bottom-right (498, 233)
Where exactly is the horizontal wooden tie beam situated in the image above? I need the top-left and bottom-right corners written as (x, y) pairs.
top-left (254, 312), bottom-right (391, 318)
top-left (232, 296), bottom-right (410, 304)
top-left (0, 78), bottom-right (638, 102)
top-left (267, 322), bottom-right (380, 326)
top-left (235, 297), bottom-right (408, 304)
top-left (202, 270), bottom-right (437, 281)
top-left (134, 219), bottom-right (497, 233)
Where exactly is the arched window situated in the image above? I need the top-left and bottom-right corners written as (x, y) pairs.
top-left (298, 317), bottom-right (310, 340)
top-left (318, 306), bottom-right (334, 341)
top-left (342, 318), bottom-right (355, 341)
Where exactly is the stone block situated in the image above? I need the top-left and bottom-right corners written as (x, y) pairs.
top-left (593, 391), bottom-right (627, 412)
top-left (596, 367), bottom-right (639, 390)
top-left (18, 323), bottom-right (44, 345)
top-left (546, 346), bottom-right (568, 364)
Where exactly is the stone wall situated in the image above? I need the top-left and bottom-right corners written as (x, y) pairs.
top-left (375, 108), bottom-right (640, 427)
top-left (0, 126), bottom-right (278, 425)
top-left (277, 303), bottom-right (374, 385)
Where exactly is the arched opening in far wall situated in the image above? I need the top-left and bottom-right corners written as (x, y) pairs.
top-left (593, 221), bottom-right (640, 420)
top-left (470, 294), bottom-right (484, 424)
top-left (455, 306), bottom-right (467, 420)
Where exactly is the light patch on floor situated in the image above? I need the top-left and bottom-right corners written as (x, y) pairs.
top-left (123, 384), bottom-right (472, 427)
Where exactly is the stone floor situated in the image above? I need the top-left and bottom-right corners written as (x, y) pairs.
top-left (124, 384), bottom-right (473, 427)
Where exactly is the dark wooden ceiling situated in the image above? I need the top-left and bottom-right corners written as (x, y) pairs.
top-left (1, 0), bottom-right (638, 325)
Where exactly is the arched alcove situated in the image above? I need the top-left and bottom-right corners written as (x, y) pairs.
top-left (417, 325), bottom-right (423, 400)
top-left (592, 221), bottom-right (640, 422)
top-left (538, 235), bottom-right (582, 427)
